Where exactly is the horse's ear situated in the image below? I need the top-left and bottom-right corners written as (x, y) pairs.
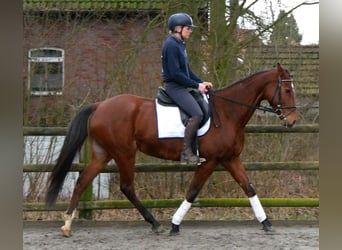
top-left (276, 63), bottom-right (284, 74)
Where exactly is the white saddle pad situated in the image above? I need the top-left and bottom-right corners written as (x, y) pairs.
top-left (155, 94), bottom-right (210, 139)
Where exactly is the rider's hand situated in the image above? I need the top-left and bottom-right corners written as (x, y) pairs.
top-left (198, 82), bottom-right (213, 94)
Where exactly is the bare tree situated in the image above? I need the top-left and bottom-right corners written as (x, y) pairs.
top-left (206, 0), bottom-right (319, 86)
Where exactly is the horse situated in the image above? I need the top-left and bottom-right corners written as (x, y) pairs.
top-left (45, 63), bottom-right (297, 237)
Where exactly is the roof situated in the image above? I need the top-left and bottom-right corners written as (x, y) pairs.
top-left (24, 0), bottom-right (208, 11)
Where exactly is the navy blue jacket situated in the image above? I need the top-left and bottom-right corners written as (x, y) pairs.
top-left (161, 35), bottom-right (203, 89)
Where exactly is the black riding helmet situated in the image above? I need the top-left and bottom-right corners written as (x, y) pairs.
top-left (168, 13), bottom-right (197, 32)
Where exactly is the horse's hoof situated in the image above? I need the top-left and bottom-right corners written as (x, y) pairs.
top-left (169, 223), bottom-right (180, 236)
top-left (152, 224), bottom-right (165, 234)
top-left (61, 225), bottom-right (71, 237)
top-left (261, 218), bottom-right (274, 233)
top-left (262, 225), bottom-right (273, 233)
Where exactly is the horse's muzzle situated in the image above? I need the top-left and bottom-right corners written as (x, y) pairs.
top-left (280, 118), bottom-right (296, 128)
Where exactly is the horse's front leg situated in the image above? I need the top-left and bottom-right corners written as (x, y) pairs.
top-left (170, 161), bottom-right (216, 235)
top-left (222, 157), bottom-right (273, 233)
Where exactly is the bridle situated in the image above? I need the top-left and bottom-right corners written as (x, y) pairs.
top-left (271, 76), bottom-right (297, 122)
top-left (208, 74), bottom-right (297, 128)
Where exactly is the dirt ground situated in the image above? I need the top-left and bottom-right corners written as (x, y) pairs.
top-left (23, 220), bottom-right (318, 250)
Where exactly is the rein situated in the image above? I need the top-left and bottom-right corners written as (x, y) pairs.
top-left (208, 90), bottom-right (275, 113)
top-left (207, 76), bottom-right (297, 128)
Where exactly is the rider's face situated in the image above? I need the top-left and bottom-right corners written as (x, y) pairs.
top-left (181, 26), bottom-right (193, 40)
top-left (175, 26), bottom-right (193, 40)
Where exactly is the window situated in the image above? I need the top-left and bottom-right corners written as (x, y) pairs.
top-left (28, 48), bottom-right (64, 96)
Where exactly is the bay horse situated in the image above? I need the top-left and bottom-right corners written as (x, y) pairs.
top-left (45, 63), bottom-right (297, 237)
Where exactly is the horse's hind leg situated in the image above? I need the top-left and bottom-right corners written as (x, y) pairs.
top-left (222, 157), bottom-right (273, 232)
top-left (61, 145), bottom-right (110, 237)
top-left (115, 157), bottom-right (163, 233)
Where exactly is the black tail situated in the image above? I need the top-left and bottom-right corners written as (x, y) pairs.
top-left (45, 105), bottom-right (97, 207)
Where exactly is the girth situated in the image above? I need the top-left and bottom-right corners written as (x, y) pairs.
top-left (156, 87), bottom-right (211, 127)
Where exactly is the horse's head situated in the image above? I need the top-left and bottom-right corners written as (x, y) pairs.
top-left (267, 63), bottom-right (297, 127)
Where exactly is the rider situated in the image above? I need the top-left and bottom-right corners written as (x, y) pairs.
top-left (161, 12), bottom-right (213, 164)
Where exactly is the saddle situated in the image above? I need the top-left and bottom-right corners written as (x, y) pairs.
top-left (156, 87), bottom-right (211, 127)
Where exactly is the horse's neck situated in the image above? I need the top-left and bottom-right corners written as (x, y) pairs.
top-left (216, 76), bottom-right (268, 127)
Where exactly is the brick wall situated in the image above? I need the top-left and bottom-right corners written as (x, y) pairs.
top-left (23, 14), bottom-right (165, 103)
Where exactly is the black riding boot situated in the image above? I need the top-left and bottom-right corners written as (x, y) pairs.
top-left (180, 117), bottom-right (206, 165)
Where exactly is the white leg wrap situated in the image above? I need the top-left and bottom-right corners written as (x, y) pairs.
top-left (249, 195), bottom-right (267, 223)
top-left (62, 209), bottom-right (77, 230)
top-left (172, 200), bottom-right (192, 225)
